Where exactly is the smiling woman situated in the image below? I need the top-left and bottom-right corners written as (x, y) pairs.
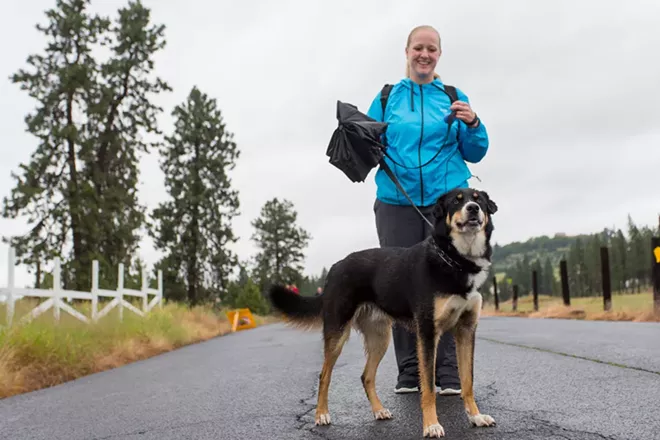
top-left (405, 25), bottom-right (442, 82)
top-left (365, 24), bottom-right (491, 397)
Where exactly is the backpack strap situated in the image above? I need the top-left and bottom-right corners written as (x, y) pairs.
top-left (381, 83), bottom-right (458, 114)
top-left (443, 85), bottom-right (458, 103)
top-left (380, 84), bottom-right (393, 116)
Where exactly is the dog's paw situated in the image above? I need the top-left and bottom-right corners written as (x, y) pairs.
top-left (315, 413), bottom-right (331, 426)
top-left (469, 413), bottom-right (496, 427)
top-left (373, 408), bottom-right (392, 420)
top-left (423, 423), bottom-right (445, 437)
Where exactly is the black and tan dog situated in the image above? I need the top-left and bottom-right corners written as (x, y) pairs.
top-left (268, 187), bottom-right (498, 438)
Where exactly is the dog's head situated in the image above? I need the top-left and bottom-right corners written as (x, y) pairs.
top-left (432, 188), bottom-right (498, 256)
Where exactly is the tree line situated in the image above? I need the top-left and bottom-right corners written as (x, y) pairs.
top-left (492, 215), bottom-right (659, 302)
top-left (1, 0), bottom-right (324, 312)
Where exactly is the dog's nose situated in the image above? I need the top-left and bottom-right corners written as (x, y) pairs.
top-left (466, 203), bottom-right (480, 213)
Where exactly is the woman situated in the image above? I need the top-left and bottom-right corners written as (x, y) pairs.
top-left (366, 25), bottom-right (489, 395)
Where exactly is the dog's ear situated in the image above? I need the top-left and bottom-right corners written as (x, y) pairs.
top-left (432, 197), bottom-right (446, 221)
top-left (432, 194), bottom-right (450, 237)
top-left (481, 191), bottom-right (498, 215)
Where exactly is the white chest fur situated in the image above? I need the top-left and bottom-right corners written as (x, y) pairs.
top-left (467, 257), bottom-right (490, 291)
top-left (433, 257), bottom-right (490, 330)
top-left (434, 291), bottom-right (484, 331)
top-left (452, 231), bottom-right (487, 258)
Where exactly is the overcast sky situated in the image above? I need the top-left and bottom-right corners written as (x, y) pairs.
top-left (1, 0), bottom-right (659, 289)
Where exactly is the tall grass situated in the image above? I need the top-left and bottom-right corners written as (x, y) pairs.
top-left (482, 291), bottom-right (660, 322)
top-left (0, 299), bottom-right (274, 399)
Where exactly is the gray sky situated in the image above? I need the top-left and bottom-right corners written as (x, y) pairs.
top-left (1, 0), bottom-right (659, 288)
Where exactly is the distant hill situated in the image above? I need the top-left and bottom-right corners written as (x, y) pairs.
top-left (490, 233), bottom-right (588, 272)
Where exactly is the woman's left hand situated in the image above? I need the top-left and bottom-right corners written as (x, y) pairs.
top-left (450, 101), bottom-right (479, 127)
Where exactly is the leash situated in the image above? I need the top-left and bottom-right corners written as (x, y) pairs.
top-left (378, 156), bottom-right (477, 272)
top-left (378, 158), bottom-right (434, 229)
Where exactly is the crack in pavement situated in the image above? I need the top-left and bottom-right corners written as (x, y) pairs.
top-left (477, 337), bottom-right (660, 376)
top-left (488, 404), bottom-right (622, 440)
top-left (90, 418), bottom-right (219, 439)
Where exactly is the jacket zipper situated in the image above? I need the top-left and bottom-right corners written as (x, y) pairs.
top-left (418, 84), bottom-right (425, 206)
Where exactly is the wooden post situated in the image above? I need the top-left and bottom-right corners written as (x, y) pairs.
top-left (493, 276), bottom-right (499, 311)
top-left (652, 236), bottom-right (660, 313)
top-left (532, 270), bottom-right (539, 312)
top-left (560, 259), bottom-right (570, 306)
top-left (512, 284), bottom-right (518, 311)
top-left (53, 257), bottom-right (61, 322)
top-left (141, 266), bottom-right (148, 313)
top-left (118, 263), bottom-right (124, 322)
top-left (158, 270), bottom-right (163, 309)
top-left (6, 247), bottom-right (15, 327)
top-left (600, 246), bottom-right (612, 312)
top-left (91, 260), bottom-right (99, 322)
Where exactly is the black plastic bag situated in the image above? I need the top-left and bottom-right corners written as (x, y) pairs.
top-left (326, 101), bottom-right (388, 183)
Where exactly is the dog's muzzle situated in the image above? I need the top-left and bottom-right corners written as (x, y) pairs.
top-left (462, 202), bottom-right (484, 228)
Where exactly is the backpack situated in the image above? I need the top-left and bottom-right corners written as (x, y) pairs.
top-left (379, 83), bottom-right (458, 114)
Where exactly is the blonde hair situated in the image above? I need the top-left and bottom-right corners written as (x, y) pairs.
top-left (405, 25), bottom-right (441, 80)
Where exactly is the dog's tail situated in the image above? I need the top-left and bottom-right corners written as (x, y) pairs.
top-left (268, 284), bottom-right (323, 331)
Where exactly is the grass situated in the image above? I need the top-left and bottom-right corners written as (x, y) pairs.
top-left (0, 298), bottom-right (277, 399)
top-left (482, 290), bottom-right (660, 322)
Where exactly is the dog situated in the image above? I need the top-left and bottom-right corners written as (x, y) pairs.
top-left (268, 187), bottom-right (498, 438)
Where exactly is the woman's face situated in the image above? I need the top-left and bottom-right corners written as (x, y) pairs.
top-left (406, 28), bottom-right (441, 81)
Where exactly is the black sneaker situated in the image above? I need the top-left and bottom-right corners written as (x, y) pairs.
top-left (394, 378), bottom-right (419, 394)
top-left (436, 381), bottom-right (461, 395)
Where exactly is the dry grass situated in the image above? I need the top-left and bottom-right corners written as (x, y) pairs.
top-left (0, 299), bottom-right (274, 399)
top-left (482, 291), bottom-right (660, 322)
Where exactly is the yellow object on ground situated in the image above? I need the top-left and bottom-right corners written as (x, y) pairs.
top-left (226, 308), bottom-right (257, 332)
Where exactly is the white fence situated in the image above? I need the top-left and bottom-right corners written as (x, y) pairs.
top-left (0, 247), bottom-right (163, 328)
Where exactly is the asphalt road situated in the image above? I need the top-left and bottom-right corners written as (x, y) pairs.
top-left (0, 316), bottom-right (658, 440)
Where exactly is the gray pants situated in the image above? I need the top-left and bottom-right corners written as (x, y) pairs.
top-left (373, 199), bottom-right (460, 389)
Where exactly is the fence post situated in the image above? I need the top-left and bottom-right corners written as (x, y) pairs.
top-left (118, 263), bottom-right (124, 322)
top-left (158, 270), bottom-right (163, 309)
top-left (7, 247), bottom-right (15, 327)
top-left (652, 236), bottom-right (660, 312)
top-left (600, 246), bottom-right (612, 312)
top-left (141, 265), bottom-right (148, 313)
top-left (560, 259), bottom-right (570, 306)
top-left (532, 270), bottom-right (539, 312)
top-left (493, 276), bottom-right (499, 311)
top-left (92, 260), bottom-right (99, 322)
top-left (512, 284), bottom-right (518, 311)
top-left (53, 257), bottom-right (61, 322)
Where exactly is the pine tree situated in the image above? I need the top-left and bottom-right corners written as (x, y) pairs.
top-left (2, 0), bottom-right (109, 290)
top-left (542, 256), bottom-right (555, 295)
top-left (150, 87), bottom-right (240, 305)
top-left (627, 215), bottom-right (646, 293)
top-left (2, 0), bottom-right (169, 291)
top-left (611, 229), bottom-right (628, 292)
top-left (251, 198), bottom-right (311, 291)
top-left (80, 0), bottom-right (171, 288)
top-left (531, 258), bottom-right (543, 295)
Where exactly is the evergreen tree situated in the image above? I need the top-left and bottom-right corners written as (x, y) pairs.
top-left (610, 229), bottom-right (628, 292)
top-left (2, 0), bottom-right (109, 290)
top-left (2, 0), bottom-right (169, 291)
top-left (251, 198), bottom-right (311, 291)
top-left (626, 215), bottom-right (647, 293)
top-left (531, 258), bottom-right (543, 295)
top-left (542, 256), bottom-right (555, 295)
top-left (81, 0), bottom-right (171, 288)
top-left (150, 87), bottom-right (240, 305)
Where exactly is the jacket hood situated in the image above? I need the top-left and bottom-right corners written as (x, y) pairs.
top-left (398, 77), bottom-right (448, 111)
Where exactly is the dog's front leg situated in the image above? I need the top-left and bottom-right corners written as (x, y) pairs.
top-left (416, 318), bottom-right (444, 438)
top-left (454, 311), bottom-right (496, 428)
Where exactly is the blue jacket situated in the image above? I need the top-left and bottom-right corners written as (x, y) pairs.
top-left (366, 78), bottom-right (489, 207)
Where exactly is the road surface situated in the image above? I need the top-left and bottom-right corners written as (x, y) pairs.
top-left (0, 317), bottom-right (658, 439)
